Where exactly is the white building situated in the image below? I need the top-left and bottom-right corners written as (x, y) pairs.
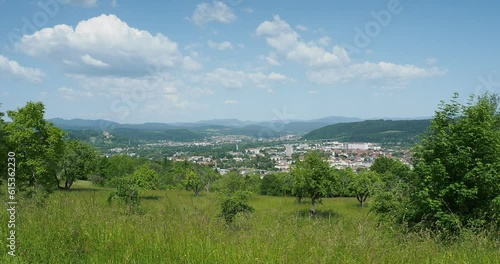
top-left (285, 145), bottom-right (293, 158)
top-left (347, 143), bottom-right (369, 150)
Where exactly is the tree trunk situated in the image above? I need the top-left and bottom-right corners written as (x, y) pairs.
top-left (65, 179), bottom-right (73, 189)
top-left (310, 196), bottom-right (316, 216)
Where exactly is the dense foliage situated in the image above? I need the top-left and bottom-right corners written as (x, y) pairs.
top-left (4, 102), bottom-right (65, 191)
top-left (302, 119), bottom-right (430, 144)
top-left (404, 94), bottom-right (500, 232)
top-left (216, 172), bottom-right (254, 224)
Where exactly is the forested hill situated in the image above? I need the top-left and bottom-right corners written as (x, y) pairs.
top-left (302, 119), bottom-right (431, 144)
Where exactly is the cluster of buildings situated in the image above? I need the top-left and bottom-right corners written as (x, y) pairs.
top-left (167, 141), bottom-right (409, 174)
top-left (104, 133), bottom-right (410, 175)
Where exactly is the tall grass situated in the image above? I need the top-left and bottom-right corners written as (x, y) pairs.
top-left (1, 181), bottom-right (499, 263)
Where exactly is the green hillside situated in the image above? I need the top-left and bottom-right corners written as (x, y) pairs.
top-left (302, 119), bottom-right (431, 144)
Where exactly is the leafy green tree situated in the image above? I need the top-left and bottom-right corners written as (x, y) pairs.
top-left (369, 156), bottom-right (412, 223)
top-left (291, 151), bottom-right (335, 215)
top-left (349, 170), bottom-right (381, 207)
top-left (332, 167), bottom-right (355, 197)
top-left (183, 169), bottom-right (204, 196)
top-left (129, 163), bottom-right (159, 190)
top-left (58, 139), bottom-right (98, 189)
top-left (370, 156), bottom-right (411, 190)
top-left (261, 173), bottom-right (285, 196)
top-left (216, 171), bottom-right (254, 224)
top-left (5, 102), bottom-right (65, 191)
top-left (291, 164), bottom-right (307, 203)
top-left (203, 166), bottom-right (220, 193)
top-left (172, 160), bottom-right (193, 188)
top-left (107, 177), bottom-right (141, 213)
top-left (104, 155), bottom-right (144, 187)
top-left (405, 93), bottom-right (500, 232)
top-left (219, 190), bottom-right (254, 224)
top-left (89, 156), bottom-right (110, 186)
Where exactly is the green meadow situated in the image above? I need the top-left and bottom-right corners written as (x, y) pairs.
top-left (1, 181), bottom-right (499, 263)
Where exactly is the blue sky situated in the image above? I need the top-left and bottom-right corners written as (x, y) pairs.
top-left (0, 0), bottom-right (499, 123)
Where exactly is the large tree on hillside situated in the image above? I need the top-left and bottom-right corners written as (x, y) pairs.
top-left (406, 93), bottom-right (500, 231)
top-left (58, 139), bottom-right (98, 189)
top-left (291, 151), bottom-right (335, 215)
top-left (5, 102), bottom-right (65, 191)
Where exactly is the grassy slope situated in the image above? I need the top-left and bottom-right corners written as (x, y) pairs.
top-left (1, 181), bottom-right (499, 263)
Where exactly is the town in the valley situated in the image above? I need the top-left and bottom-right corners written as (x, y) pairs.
top-left (105, 133), bottom-right (410, 176)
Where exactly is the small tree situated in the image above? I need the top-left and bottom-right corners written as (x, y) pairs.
top-left (219, 190), bottom-right (254, 224)
top-left (108, 177), bottom-right (140, 213)
top-left (129, 163), bottom-right (159, 190)
top-left (217, 172), bottom-right (254, 224)
top-left (291, 152), bottom-right (335, 215)
top-left (349, 170), bottom-right (381, 207)
top-left (58, 139), bottom-right (98, 189)
top-left (184, 169), bottom-right (204, 196)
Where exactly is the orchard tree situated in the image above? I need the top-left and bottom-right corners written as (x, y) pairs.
top-left (202, 166), bottom-right (219, 193)
top-left (216, 171), bottom-right (254, 224)
top-left (406, 93), bottom-right (500, 232)
top-left (261, 173), bottom-right (287, 196)
top-left (183, 169), bottom-right (204, 196)
top-left (5, 102), bottom-right (65, 191)
top-left (104, 155), bottom-right (144, 187)
top-left (349, 170), bottom-right (381, 207)
top-left (58, 139), bottom-right (98, 189)
top-left (332, 167), bottom-right (355, 197)
top-left (129, 163), bottom-right (159, 190)
top-left (291, 151), bottom-right (335, 215)
top-left (180, 163), bottom-right (219, 195)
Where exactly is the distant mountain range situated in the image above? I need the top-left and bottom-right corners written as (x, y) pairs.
top-left (49, 117), bottom-right (433, 144)
top-left (49, 116), bottom-right (363, 135)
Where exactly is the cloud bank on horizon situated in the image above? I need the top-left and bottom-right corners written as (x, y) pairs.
top-left (0, 0), bottom-right (498, 123)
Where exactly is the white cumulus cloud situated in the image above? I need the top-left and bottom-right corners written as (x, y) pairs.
top-left (81, 54), bottom-right (109, 67)
top-left (0, 55), bottom-right (44, 82)
top-left (191, 1), bottom-right (237, 27)
top-left (15, 14), bottom-right (185, 76)
top-left (257, 16), bottom-right (447, 87)
top-left (256, 15), bottom-right (350, 68)
top-left (207, 40), bottom-right (234, 50)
